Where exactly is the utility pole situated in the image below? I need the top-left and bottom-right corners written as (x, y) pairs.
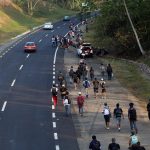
top-left (123, 0), bottom-right (145, 55)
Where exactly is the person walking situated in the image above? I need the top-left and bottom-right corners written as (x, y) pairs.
top-left (57, 71), bottom-right (64, 86)
top-left (129, 131), bottom-right (138, 148)
top-left (146, 98), bottom-right (150, 120)
top-left (73, 72), bottom-right (79, 90)
top-left (51, 84), bottom-right (58, 108)
top-left (83, 77), bottom-right (90, 98)
top-left (69, 66), bottom-right (74, 84)
top-left (89, 135), bottom-right (101, 150)
top-left (108, 138), bottom-right (120, 150)
top-left (60, 84), bottom-right (68, 100)
top-left (102, 103), bottom-right (111, 129)
top-left (100, 63), bottom-right (106, 78)
top-left (130, 141), bottom-right (146, 150)
top-left (89, 67), bottom-right (94, 81)
top-left (51, 35), bottom-right (55, 47)
top-left (63, 96), bottom-right (71, 116)
top-left (77, 92), bottom-right (85, 116)
top-left (106, 64), bottom-right (113, 80)
top-left (93, 78), bottom-right (99, 99)
top-left (100, 78), bottom-right (106, 99)
top-left (128, 103), bottom-right (138, 133)
top-left (113, 103), bottom-right (124, 131)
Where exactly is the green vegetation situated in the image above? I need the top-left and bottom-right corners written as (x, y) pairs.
top-left (101, 57), bottom-right (150, 101)
top-left (0, 2), bottom-right (76, 43)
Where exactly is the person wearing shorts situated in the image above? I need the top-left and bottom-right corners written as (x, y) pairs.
top-left (113, 103), bottom-right (124, 131)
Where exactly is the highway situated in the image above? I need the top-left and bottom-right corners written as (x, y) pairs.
top-left (0, 18), bottom-right (79, 150)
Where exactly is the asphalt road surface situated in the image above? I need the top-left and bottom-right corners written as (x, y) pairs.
top-left (0, 18), bottom-right (80, 150)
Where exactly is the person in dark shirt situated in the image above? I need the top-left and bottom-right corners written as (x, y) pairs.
top-left (146, 99), bottom-right (150, 120)
top-left (108, 138), bottom-right (120, 150)
top-left (89, 135), bottom-right (101, 150)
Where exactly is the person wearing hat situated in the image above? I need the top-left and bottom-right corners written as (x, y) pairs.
top-left (146, 99), bottom-right (150, 120)
top-left (77, 92), bottom-right (85, 116)
top-left (128, 103), bottom-right (138, 134)
top-left (100, 78), bottom-right (106, 99)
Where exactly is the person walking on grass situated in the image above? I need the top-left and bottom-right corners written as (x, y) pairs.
top-left (102, 103), bottom-right (111, 129)
top-left (113, 103), bottom-right (124, 131)
top-left (51, 84), bottom-right (58, 108)
top-left (93, 78), bottom-right (99, 99)
top-left (89, 135), bottom-right (101, 150)
top-left (77, 92), bottom-right (85, 116)
top-left (128, 103), bottom-right (138, 134)
top-left (108, 138), bottom-right (120, 150)
top-left (83, 77), bottom-right (90, 98)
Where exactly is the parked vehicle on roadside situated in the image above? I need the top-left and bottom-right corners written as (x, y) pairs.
top-left (77, 43), bottom-right (93, 58)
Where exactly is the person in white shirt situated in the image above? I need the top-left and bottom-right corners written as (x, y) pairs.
top-left (63, 96), bottom-right (71, 116)
top-left (102, 103), bottom-right (111, 129)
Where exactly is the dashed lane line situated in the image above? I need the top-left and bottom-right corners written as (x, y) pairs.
top-left (57, 26), bottom-right (60, 29)
top-left (19, 65), bottom-right (23, 70)
top-left (39, 39), bottom-right (42, 42)
top-left (52, 113), bottom-right (56, 118)
top-left (26, 54), bottom-right (30, 58)
top-left (52, 105), bottom-right (55, 110)
top-left (51, 30), bottom-right (54, 32)
top-left (53, 72), bottom-right (55, 75)
top-left (11, 79), bottom-right (16, 87)
top-left (1, 101), bottom-right (7, 111)
top-left (53, 76), bottom-right (55, 79)
top-left (56, 145), bottom-right (60, 150)
top-left (53, 81), bottom-right (55, 84)
top-left (53, 122), bottom-right (56, 128)
top-left (54, 133), bottom-right (58, 140)
top-left (45, 34), bottom-right (48, 37)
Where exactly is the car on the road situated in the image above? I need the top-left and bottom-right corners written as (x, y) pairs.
top-left (63, 16), bottom-right (70, 21)
top-left (77, 43), bottom-right (93, 58)
top-left (43, 22), bottom-right (53, 30)
top-left (24, 42), bottom-right (37, 52)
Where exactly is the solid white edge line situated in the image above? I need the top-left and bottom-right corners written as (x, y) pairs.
top-left (54, 133), bottom-right (58, 140)
top-left (1, 101), bottom-right (7, 111)
top-left (52, 112), bottom-right (56, 118)
top-left (19, 65), bottom-right (23, 70)
top-left (56, 145), bottom-right (60, 150)
top-left (11, 79), bottom-right (16, 87)
top-left (53, 47), bottom-right (58, 65)
top-left (53, 122), bottom-right (56, 128)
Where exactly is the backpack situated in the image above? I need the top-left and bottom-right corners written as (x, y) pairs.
top-left (83, 80), bottom-right (90, 88)
top-left (52, 87), bottom-right (57, 96)
top-left (115, 108), bottom-right (122, 118)
top-left (131, 135), bottom-right (138, 145)
top-left (129, 108), bottom-right (136, 120)
top-left (93, 140), bottom-right (100, 150)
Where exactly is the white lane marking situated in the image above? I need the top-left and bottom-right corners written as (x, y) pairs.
top-left (1, 101), bottom-right (7, 111)
top-left (52, 112), bottom-right (56, 118)
top-left (63, 23), bottom-right (66, 25)
top-left (53, 122), bottom-right (56, 128)
top-left (52, 105), bottom-right (55, 110)
top-left (53, 68), bottom-right (55, 71)
top-left (51, 30), bottom-right (54, 32)
top-left (53, 72), bottom-right (55, 75)
top-left (56, 145), bottom-right (60, 150)
top-left (53, 76), bottom-right (55, 79)
top-left (11, 79), bottom-right (16, 87)
top-left (19, 65), bottom-right (23, 70)
top-left (39, 39), bottom-right (42, 42)
top-left (53, 47), bottom-right (58, 65)
top-left (0, 55), bottom-right (2, 58)
top-left (54, 133), bottom-right (58, 140)
top-left (45, 34), bottom-right (48, 37)
top-left (26, 54), bottom-right (30, 58)
top-left (53, 81), bottom-right (55, 84)
top-left (53, 64), bottom-right (55, 67)
top-left (57, 26), bottom-right (60, 28)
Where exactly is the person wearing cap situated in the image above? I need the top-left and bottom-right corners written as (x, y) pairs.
top-left (51, 84), bottom-right (58, 108)
top-left (77, 92), bottom-right (85, 116)
top-left (100, 78), bottom-right (106, 99)
top-left (108, 138), bottom-right (120, 150)
top-left (128, 103), bottom-right (138, 134)
top-left (146, 99), bottom-right (150, 120)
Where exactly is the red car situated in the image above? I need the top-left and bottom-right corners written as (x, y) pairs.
top-left (24, 42), bottom-right (37, 52)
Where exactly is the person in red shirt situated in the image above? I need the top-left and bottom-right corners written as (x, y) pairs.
top-left (77, 92), bottom-right (85, 116)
